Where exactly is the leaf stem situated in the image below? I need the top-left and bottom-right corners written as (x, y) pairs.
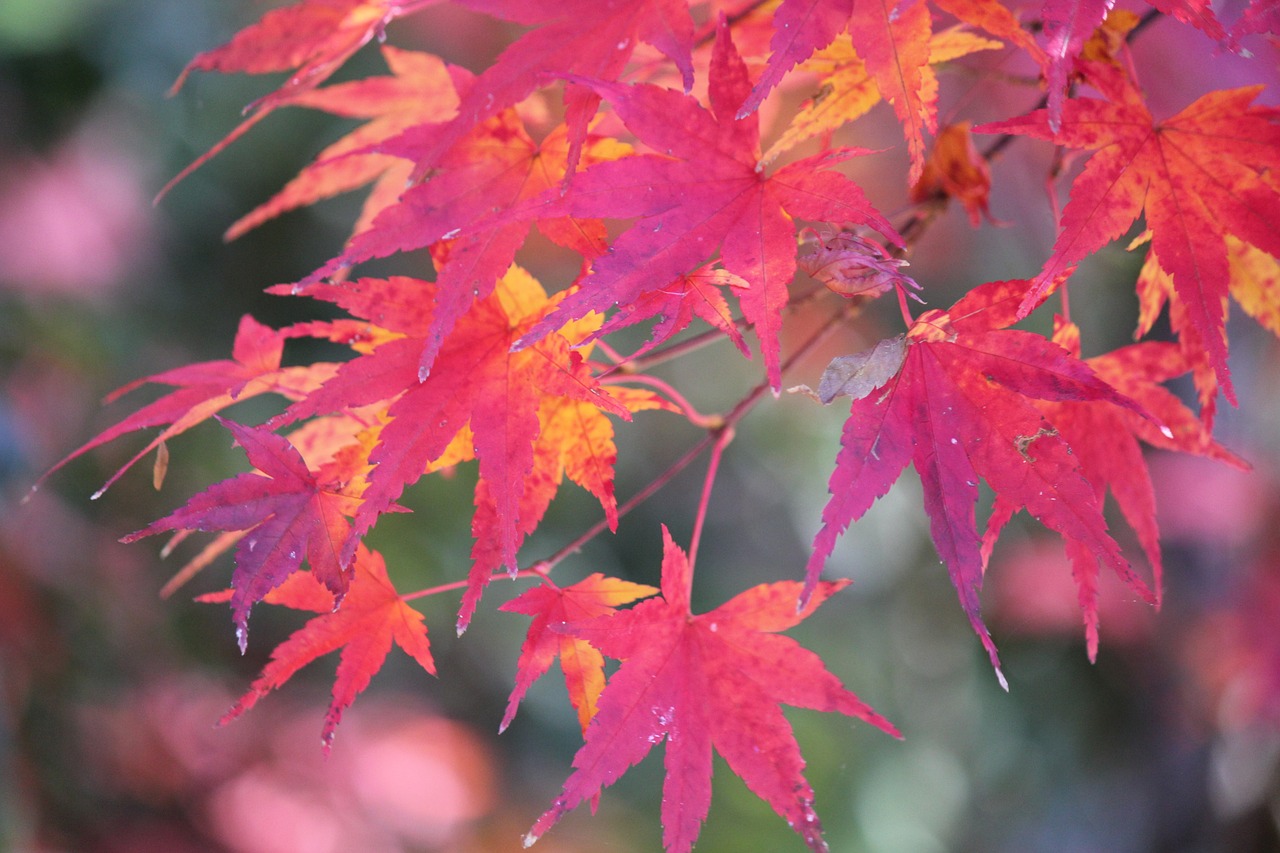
top-left (592, 339), bottom-right (626, 365)
top-left (401, 568), bottom-right (547, 602)
top-left (602, 320), bottom-right (747, 376)
top-left (609, 373), bottom-right (723, 428)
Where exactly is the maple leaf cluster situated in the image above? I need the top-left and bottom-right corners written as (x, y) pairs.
top-left (47, 0), bottom-right (1280, 849)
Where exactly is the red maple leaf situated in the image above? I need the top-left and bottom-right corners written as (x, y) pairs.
top-left (806, 279), bottom-right (1154, 683)
top-left (589, 265), bottom-right (752, 358)
top-left (1148, 0), bottom-right (1230, 43)
top-left (983, 317), bottom-right (1248, 659)
top-left (171, 0), bottom-right (434, 92)
top-left (1133, 228), bottom-right (1280, 429)
top-left (161, 0), bottom-right (438, 196)
top-left (1040, 0), bottom-right (1118, 128)
top-left (737, 0), bottom-right (1227, 150)
top-left (1039, 0), bottom-right (1230, 129)
top-left (307, 110), bottom-right (624, 375)
top-left (277, 268), bottom-right (631, 597)
top-left (270, 280), bottom-right (669, 633)
top-left (526, 526), bottom-right (898, 853)
top-left (499, 573), bottom-right (658, 734)
top-left (1233, 0), bottom-right (1280, 40)
top-left (123, 419), bottom-right (362, 651)
top-left (38, 315), bottom-right (332, 500)
top-left (976, 63), bottom-right (1280, 403)
top-left (404, 0), bottom-right (695, 177)
top-left (204, 544), bottom-right (435, 751)
top-left (509, 18), bottom-right (900, 390)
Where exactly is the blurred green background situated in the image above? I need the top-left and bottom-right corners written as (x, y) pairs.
top-left (3, 1), bottom-right (1280, 851)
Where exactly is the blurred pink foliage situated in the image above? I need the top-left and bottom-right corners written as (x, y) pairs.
top-left (1150, 453), bottom-right (1269, 549)
top-left (72, 679), bottom-right (500, 853)
top-left (1167, 451), bottom-right (1280, 731)
top-left (1185, 563), bottom-right (1280, 730)
top-left (0, 114), bottom-right (155, 299)
top-left (988, 536), bottom-right (1155, 650)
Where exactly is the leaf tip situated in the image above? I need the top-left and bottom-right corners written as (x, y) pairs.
top-left (217, 703), bottom-right (244, 729)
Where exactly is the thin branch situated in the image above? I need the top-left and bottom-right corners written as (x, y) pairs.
top-left (528, 288), bottom-right (859, 576)
top-left (688, 426), bottom-right (733, 571)
top-left (609, 373), bottom-right (723, 428)
top-left (530, 432), bottom-right (720, 574)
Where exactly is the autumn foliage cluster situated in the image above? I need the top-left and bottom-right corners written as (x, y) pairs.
top-left (43, 0), bottom-right (1280, 849)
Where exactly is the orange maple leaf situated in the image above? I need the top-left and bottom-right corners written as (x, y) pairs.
top-left (499, 573), bottom-right (658, 734)
top-left (275, 266), bottom-right (667, 629)
top-left (910, 121), bottom-right (996, 226)
top-left (225, 45), bottom-right (462, 242)
top-left (205, 544), bottom-right (435, 751)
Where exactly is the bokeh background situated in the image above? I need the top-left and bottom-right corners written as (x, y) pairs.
top-left (3, 1), bottom-right (1280, 851)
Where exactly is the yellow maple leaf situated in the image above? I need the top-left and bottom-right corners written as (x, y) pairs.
top-left (762, 26), bottom-right (1002, 165)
